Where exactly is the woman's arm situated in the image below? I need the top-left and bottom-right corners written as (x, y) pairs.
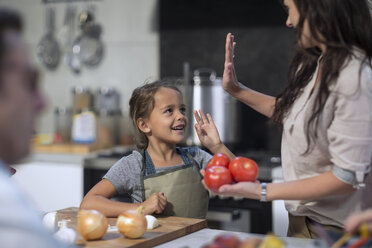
top-left (204, 171), bottom-right (355, 201)
top-left (80, 179), bottom-right (167, 217)
top-left (223, 33), bottom-right (276, 118)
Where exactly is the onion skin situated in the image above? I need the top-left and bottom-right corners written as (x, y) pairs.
top-left (78, 209), bottom-right (108, 240)
top-left (117, 208), bottom-right (147, 239)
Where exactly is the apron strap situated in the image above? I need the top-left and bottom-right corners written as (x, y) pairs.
top-left (143, 147), bottom-right (191, 176)
top-left (144, 150), bottom-right (156, 176)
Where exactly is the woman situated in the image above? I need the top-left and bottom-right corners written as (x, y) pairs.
top-left (200, 0), bottom-right (372, 238)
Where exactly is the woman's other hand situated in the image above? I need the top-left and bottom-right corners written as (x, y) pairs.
top-left (223, 33), bottom-right (240, 95)
top-left (194, 109), bottom-right (222, 150)
top-left (200, 169), bottom-right (261, 200)
top-left (344, 209), bottom-right (372, 233)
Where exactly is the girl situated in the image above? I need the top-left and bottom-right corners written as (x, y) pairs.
top-left (203, 0), bottom-right (372, 238)
top-left (80, 81), bottom-right (233, 218)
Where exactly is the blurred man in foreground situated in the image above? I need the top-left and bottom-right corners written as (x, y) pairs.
top-left (0, 7), bottom-right (72, 248)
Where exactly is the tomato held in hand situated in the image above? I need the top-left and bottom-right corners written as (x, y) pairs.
top-left (204, 166), bottom-right (232, 190)
top-left (206, 153), bottom-right (230, 169)
top-left (229, 157), bottom-right (258, 182)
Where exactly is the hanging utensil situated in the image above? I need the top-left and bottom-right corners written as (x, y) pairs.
top-left (73, 7), bottom-right (104, 68)
top-left (61, 5), bottom-right (81, 74)
top-left (37, 7), bottom-right (61, 70)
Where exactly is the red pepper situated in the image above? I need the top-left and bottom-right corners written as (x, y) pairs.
top-left (346, 238), bottom-right (368, 248)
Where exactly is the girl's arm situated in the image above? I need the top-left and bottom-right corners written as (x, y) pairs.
top-left (223, 33), bottom-right (276, 118)
top-left (193, 110), bottom-right (235, 160)
top-left (203, 171), bottom-right (355, 201)
top-left (80, 179), bottom-right (167, 217)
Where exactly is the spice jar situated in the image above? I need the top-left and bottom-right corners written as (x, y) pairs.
top-left (54, 107), bottom-right (72, 143)
top-left (71, 86), bottom-right (93, 115)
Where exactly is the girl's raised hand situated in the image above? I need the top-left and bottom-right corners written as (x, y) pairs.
top-left (193, 109), bottom-right (222, 150)
top-left (223, 33), bottom-right (240, 95)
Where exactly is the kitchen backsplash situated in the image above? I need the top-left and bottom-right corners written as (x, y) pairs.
top-left (1, 0), bottom-right (160, 134)
top-left (160, 0), bottom-right (296, 152)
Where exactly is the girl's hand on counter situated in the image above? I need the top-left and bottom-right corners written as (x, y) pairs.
top-left (141, 192), bottom-right (167, 215)
top-left (200, 169), bottom-right (261, 200)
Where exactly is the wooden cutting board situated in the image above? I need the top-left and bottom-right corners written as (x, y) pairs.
top-left (57, 207), bottom-right (207, 248)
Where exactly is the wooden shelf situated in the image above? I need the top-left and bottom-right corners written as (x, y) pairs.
top-left (32, 143), bottom-right (106, 155)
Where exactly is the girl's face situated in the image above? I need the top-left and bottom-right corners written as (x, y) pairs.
top-left (144, 87), bottom-right (187, 146)
top-left (284, 0), bottom-right (316, 49)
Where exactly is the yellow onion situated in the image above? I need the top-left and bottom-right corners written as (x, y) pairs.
top-left (117, 206), bottom-right (147, 239)
top-left (78, 209), bottom-right (108, 240)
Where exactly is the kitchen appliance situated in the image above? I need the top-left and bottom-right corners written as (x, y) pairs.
top-left (176, 68), bottom-right (239, 146)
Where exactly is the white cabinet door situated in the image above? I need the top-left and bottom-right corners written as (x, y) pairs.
top-left (12, 161), bottom-right (83, 212)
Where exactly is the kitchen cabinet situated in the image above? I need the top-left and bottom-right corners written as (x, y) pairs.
top-left (12, 154), bottom-right (84, 212)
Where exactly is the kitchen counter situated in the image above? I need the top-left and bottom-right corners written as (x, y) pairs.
top-left (155, 228), bottom-right (324, 248)
top-left (56, 207), bottom-right (324, 248)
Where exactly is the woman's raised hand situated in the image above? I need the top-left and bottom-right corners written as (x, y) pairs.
top-left (193, 109), bottom-right (222, 150)
top-left (223, 33), bottom-right (240, 95)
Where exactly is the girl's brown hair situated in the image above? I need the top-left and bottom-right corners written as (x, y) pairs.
top-left (129, 81), bottom-right (181, 149)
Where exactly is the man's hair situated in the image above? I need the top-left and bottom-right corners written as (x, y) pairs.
top-left (0, 8), bottom-right (23, 83)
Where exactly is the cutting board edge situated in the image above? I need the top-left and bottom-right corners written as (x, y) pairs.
top-left (127, 219), bottom-right (207, 248)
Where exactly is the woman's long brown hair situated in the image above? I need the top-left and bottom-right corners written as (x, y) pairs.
top-left (272, 0), bottom-right (372, 154)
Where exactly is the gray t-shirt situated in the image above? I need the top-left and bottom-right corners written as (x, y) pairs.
top-left (103, 147), bottom-right (212, 203)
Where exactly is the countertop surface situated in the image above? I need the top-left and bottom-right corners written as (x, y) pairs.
top-left (154, 228), bottom-right (325, 248)
top-left (57, 207), bottom-right (323, 248)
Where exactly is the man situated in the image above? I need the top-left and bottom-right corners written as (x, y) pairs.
top-left (0, 8), bottom-right (73, 248)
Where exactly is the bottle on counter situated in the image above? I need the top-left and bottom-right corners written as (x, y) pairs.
top-left (71, 108), bottom-right (97, 144)
top-left (54, 107), bottom-right (72, 143)
top-left (96, 109), bottom-right (115, 148)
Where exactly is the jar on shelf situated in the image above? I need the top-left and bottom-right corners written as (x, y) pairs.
top-left (54, 107), bottom-right (72, 143)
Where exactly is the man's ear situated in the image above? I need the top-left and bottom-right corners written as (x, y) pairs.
top-left (137, 118), bottom-right (151, 134)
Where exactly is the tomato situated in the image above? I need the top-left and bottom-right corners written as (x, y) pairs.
top-left (214, 233), bottom-right (241, 248)
top-left (238, 237), bottom-right (262, 248)
top-left (201, 243), bottom-right (225, 248)
top-left (229, 157), bottom-right (258, 182)
top-left (204, 166), bottom-right (232, 190)
top-left (206, 153), bottom-right (230, 169)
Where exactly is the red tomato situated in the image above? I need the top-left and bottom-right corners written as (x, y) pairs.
top-left (206, 153), bottom-right (230, 169)
top-left (204, 166), bottom-right (232, 190)
top-left (201, 242), bottom-right (225, 248)
top-left (229, 157), bottom-right (258, 182)
top-left (214, 233), bottom-right (241, 248)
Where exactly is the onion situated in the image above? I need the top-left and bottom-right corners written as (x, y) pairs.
top-left (117, 206), bottom-right (147, 239)
top-left (78, 209), bottom-right (108, 240)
